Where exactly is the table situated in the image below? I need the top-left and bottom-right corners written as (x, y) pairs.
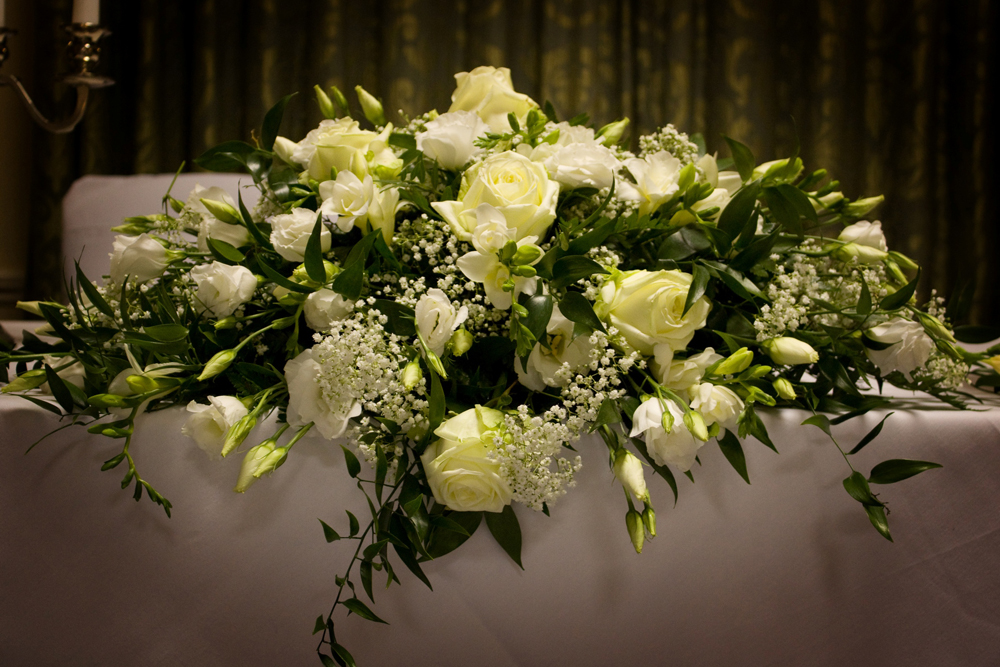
top-left (2, 320), bottom-right (999, 666)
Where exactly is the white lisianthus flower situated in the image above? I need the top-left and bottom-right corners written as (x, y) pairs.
top-left (431, 151), bottom-right (559, 242)
top-left (365, 186), bottom-right (403, 245)
top-left (629, 397), bottom-right (703, 472)
top-left (543, 143), bottom-right (620, 190)
top-left (839, 220), bottom-right (888, 251)
top-left (109, 234), bottom-right (169, 285)
top-left (416, 289), bottom-right (469, 356)
top-left (181, 396), bottom-right (249, 460)
top-left (762, 337), bottom-right (820, 366)
top-left (652, 345), bottom-right (723, 390)
top-left (687, 383), bottom-right (744, 432)
top-left (865, 318), bottom-right (935, 379)
top-left (515, 306), bottom-right (596, 391)
top-left (303, 288), bottom-right (354, 332)
top-left (420, 406), bottom-right (512, 513)
top-left (595, 269), bottom-right (711, 356)
top-left (617, 151), bottom-right (684, 216)
top-left (613, 450), bottom-right (650, 503)
top-left (447, 66), bottom-right (538, 133)
top-left (187, 185), bottom-right (250, 252)
top-left (318, 170), bottom-right (374, 232)
top-left (190, 261), bottom-right (257, 318)
top-left (285, 348), bottom-right (362, 439)
top-left (416, 110), bottom-right (489, 169)
top-left (269, 207), bottom-right (332, 262)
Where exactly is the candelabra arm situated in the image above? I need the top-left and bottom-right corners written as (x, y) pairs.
top-left (0, 74), bottom-right (91, 134)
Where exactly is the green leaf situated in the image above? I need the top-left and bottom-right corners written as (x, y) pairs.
top-left (549, 256), bottom-right (608, 290)
top-left (370, 300), bottom-right (416, 336)
top-left (389, 132), bottom-right (417, 150)
top-left (774, 183), bottom-right (818, 223)
top-left (331, 643), bottom-right (358, 667)
top-left (143, 323), bottom-right (189, 343)
top-left (331, 230), bottom-right (380, 301)
top-left (868, 459), bottom-right (942, 485)
top-left (319, 519), bottom-right (341, 542)
top-left (801, 414), bottom-right (832, 436)
top-left (520, 294), bottom-right (554, 345)
top-left (347, 510), bottom-right (360, 537)
top-left (484, 505), bottom-right (523, 569)
top-left (428, 370), bottom-right (445, 436)
top-left (717, 430), bottom-right (749, 484)
top-left (261, 93), bottom-right (296, 151)
top-left (683, 264), bottom-right (711, 316)
top-left (304, 213), bottom-right (327, 283)
top-left (842, 471), bottom-right (882, 506)
top-left (375, 446), bottom-right (388, 503)
top-left (590, 398), bottom-right (621, 431)
top-left (722, 135), bottom-right (755, 182)
top-left (764, 187), bottom-right (804, 237)
top-left (657, 225), bottom-right (713, 261)
top-left (558, 291), bottom-right (606, 334)
top-left (426, 511), bottom-right (482, 559)
top-left (847, 413), bottom-right (893, 455)
top-left (319, 653), bottom-right (337, 667)
top-left (865, 504), bottom-right (893, 541)
top-left (857, 275), bottom-right (872, 316)
top-left (42, 364), bottom-right (74, 413)
top-left (258, 256), bottom-right (314, 293)
top-left (360, 560), bottom-right (374, 602)
top-left (391, 542), bottom-right (433, 589)
top-left (313, 615), bottom-right (325, 635)
top-left (75, 262), bottom-right (115, 319)
top-left (206, 237), bottom-right (246, 264)
top-left (13, 393), bottom-right (65, 416)
top-left (237, 190), bottom-right (273, 249)
top-left (716, 179), bottom-right (761, 242)
top-left (878, 271), bottom-right (920, 311)
top-left (194, 140), bottom-right (258, 172)
top-left (341, 445), bottom-right (361, 478)
top-left (342, 598), bottom-right (388, 624)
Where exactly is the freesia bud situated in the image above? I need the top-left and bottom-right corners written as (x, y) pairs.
top-left (402, 359), bottom-right (423, 389)
top-left (15, 300), bottom-right (46, 317)
top-left (773, 377), bottom-right (797, 400)
top-left (642, 506), bottom-right (657, 538)
top-left (812, 191), bottom-right (844, 211)
top-left (762, 337), bottom-right (820, 365)
top-left (355, 85), bottom-right (386, 126)
top-left (198, 349), bottom-right (236, 381)
top-left (596, 118), bottom-right (630, 146)
top-left (714, 347), bottom-right (753, 375)
top-left (613, 450), bottom-right (650, 503)
top-left (449, 328), bottom-right (473, 357)
top-left (199, 198), bottom-right (242, 225)
top-left (626, 508), bottom-right (644, 554)
top-left (314, 84), bottom-right (336, 119)
top-left (684, 410), bottom-right (709, 442)
top-left (234, 442), bottom-right (275, 493)
top-left (2, 370), bottom-right (48, 394)
top-left (842, 195), bottom-right (884, 218)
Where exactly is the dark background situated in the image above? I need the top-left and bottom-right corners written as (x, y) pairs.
top-left (17, 0), bottom-right (1000, 323)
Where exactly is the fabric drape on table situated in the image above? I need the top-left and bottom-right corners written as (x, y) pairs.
top-left (24, 0), bottom-right (999, 323)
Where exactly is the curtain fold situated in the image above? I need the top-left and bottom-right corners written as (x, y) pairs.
top-left (24, 0), bottom-right (999, 323)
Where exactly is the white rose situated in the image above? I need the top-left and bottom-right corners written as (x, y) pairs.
top-left (596, 269), bottom-right (711, 356)
top-left (416, 110), bottom-right (489, 169)
top-left (432, 151), bottom-right (559, 242)
top-left (187, 185), bottom-right (250, 252)
top-left (109, 234), bottom-right (168, 285)
top-left (303, 288), bottom-right (354, 332)
top-left (687, 383), bottom-right (744, 432)
top-left (543, 143), bottom-right (620, 190)
top-left (268, 207), bottom-right (332, 262)
top-left (618, 151), bottom-right (684, 216)
top-left (516, 306), bottom-right (596, 391)
top-left (652, 346), bottom-right (723, 390)
top-left (416, 289), bottom-right (469, 356)
top-left (448, 66), bottom-right (538, 133)
top-left (838, 220), bottom-right (888, 251)
top-left (420, 406), bottom-right (512, 513)
top-left (293, 118), bottom-right (402, 181)
top-left (629, 397), bottom-right (703, 472)
top-left (865, 318), bottom-right (935, 379)
top-left (181, 396), bottom-right (248, 460)
top-left (285, 348), bottom-right (361, 439)
top-left (318, 171), bottom-right (374, 232)
top-left (190, 261), bottom-right (257, 318)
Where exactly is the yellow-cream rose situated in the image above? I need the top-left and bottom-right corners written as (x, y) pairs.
top-left (431, 151), bottom-right (559, 242)
top-left (292, 118), bottom-right (402, 181)
top-left (420, 406), bottom-right (512, 513)
top-left (596, 269), bottom-right (711, 355)
top-left (448, 66), bottom-right (538, 133)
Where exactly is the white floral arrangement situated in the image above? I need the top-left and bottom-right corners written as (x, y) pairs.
top-left (4, 66), bottom-right (999, 665)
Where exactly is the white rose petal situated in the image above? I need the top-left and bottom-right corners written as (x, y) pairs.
top-left (303, 289), bottom-right (355, 332)
top-left (448, 66), bottom-right (538, 133)
top-left (618, 151), bottom-right (684, 216)
top-left (687, 383), bottom-right (744, 432)
top-left (543, 142), bottom-right (620, 190)
top-left (318, 170), bottom-right (374, 232)
top-left (838, 220), bottom-right (888, 251)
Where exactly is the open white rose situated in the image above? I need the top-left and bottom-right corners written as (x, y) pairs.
top-left (629, 397), bottom-right (703, 471)
top-left (318, 170), bottom-right (374, 232)
top-left (420, 406), bottom-right (512, 513)
top-left (181, 396), bottom-right (248, 460)
top-left (448, 66), bottom-right (538, 133)
top-left (190, 261), bottom-right (257, 318)
top-left (516, 306), bottom-right (596, 391)
top-left (109, 234), bottom-right (168, 285)
top-left (187, 185), bottom-right (250, 251)
top-left (303, 288), bottom-right (354, 332)
top-left (596, 269), bottom-right (711, 356)
top-left (687, 383), bottom-right (744, 432)
top-left (269, 207), bottom-right (332, 262)
top-left (865, 318), bottom-right (935, 379)
top-left (416, 289), bottom-right (469, 356)
top-left (618, 151), bottom-right (684, 216)
top-left (432, 151), bottom-right (559, 242)
top-left (652, 345), bottom-right (723, 390)
top-left (285, 348), bottom-right (361, 439)
top-left (416, 110), bottom-right (489, 169)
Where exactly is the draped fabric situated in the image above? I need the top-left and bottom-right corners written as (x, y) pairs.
top-left (25, 0), bottom-right (999, 323)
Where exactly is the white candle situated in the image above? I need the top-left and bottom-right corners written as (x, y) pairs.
top-left (72, 0), bottom-right (100, 24)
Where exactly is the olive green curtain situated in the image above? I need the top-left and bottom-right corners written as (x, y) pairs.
top-left (26, 0), bottom-right (999, 323)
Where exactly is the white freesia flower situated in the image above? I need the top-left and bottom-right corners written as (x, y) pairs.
top-left (866, 318), bottom-right (935, 379)
top-left (109, 234), bottom-right (168, 285)
top-left (318, 170), bottom-right (374, 232)
top-left (303, 288), bottom-right (354, 332)
top-left (187, 185), bottom-right (250, 252)
top-left (190, 261), bottom-right (257, 318)
top-left (516, 306), bottom-right (596, 391)
top-left (613, 450), bottom-right (649, 503)
top-left (431, 151), bottom-right (559, 242)
top-left (629, 397), bottom-right (703, 472)
top-left (618, 151), bottom-right (684, 216)
top-left (596, 269), bottom-right (711, 356)
top-left (416, 289), bottom-right (469, 356)
top-left (469, 203), bottom-right (517, 253)
top-left (687, 383), bottom-right (744, 432)
top-left (285, 348), bottom-right (361, 439)
top-left (181, 396), bottom-right (248, 460)
top-left (416, 110), bottom-right (489, 169)
top-left (420, 406), bottom-right (512, 513)
top-left (448, 66), bottom-right (538, 133)
top-left (652, 346), bottom-right (723, 390)
top-left (269, 207), bottom-right (332, 262)
top-left (457, 234), bottom-right (540, 312)
top-left (365, 186), bottom-right (403, 244)
top-left (691, 154), bottom-right (742, 218)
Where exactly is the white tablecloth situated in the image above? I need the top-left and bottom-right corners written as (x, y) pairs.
top-left (2, 349), bottom-right (999, 666)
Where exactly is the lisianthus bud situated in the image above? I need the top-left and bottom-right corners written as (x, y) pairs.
top-left (843, 195), bottom-right (884, 218)
top-left (273, 137), bottom-right (298, 165)
top-left (812, 191), bottom-right (844, 211)
top-left (626, 508), bottom-right (644, 554)
top-left (234, 442), bottom-right (275, 493)
top-left (510, 244), bottom-right (542, 266)
top-left (199, 198), bottom-right (242, 225)
top-left (328, 85), bottom-right (349, 114)
top-left (985, 356), bottom-right (1000, 374)
top-left (253, 446), bottom-right (289, 478)
top-left (714, 347), bottom-right (753, 375)
top-left (773, 377), bottom-right (797, 400)
top-left (916, 312), bottom-right (956, 343)
top-left (660, 405), bottom-right (675, 433)
top-left (684, 410), bottom-right (709, 442)
top-left (221, 413), bottom-right (257, 458)
top-left (884, 259), bottom-right (908, 285)
top-left (613, 450), bottom-right (649, 503)
top-left (214, 316), bottom-right (237, 330)
top-left (832, 242), bottom-right (888, 264)
top-left (125, 374), bottom-right (160, 395)
top-left (424, 347), bottom-right (448, 379)
top-left (888, 250), bottom-right (919, 272)
top-left (596, 118), bottom-right (629, 146)
top-left (450, 328), bottom-right (474, 357)
top-left (198, 349), bottom-right (236, 381)
top-left (314, 84), bottom-right (336, 119)
top-left (762, 337), bottom-right (819, 366)
top-left (402, 359), bottom-right (423, 389)
top-left (642, 506), bottom-right (656, 538)
top-left (355, 85), bottom-right (386, 126)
